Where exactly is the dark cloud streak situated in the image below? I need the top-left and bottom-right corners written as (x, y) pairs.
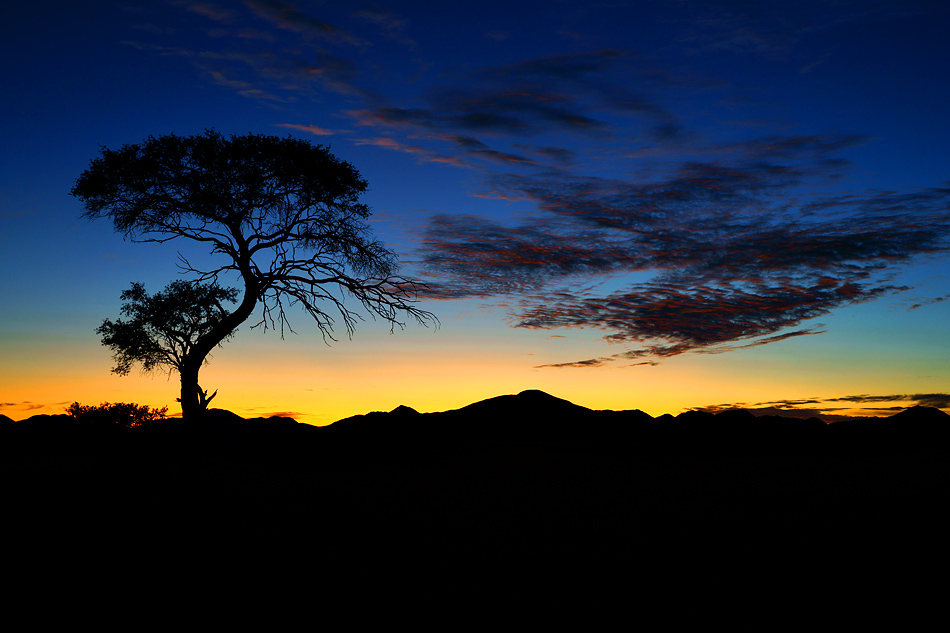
top-left (355, 50), bottom-right (680, 139)
top-left (694, 391), bottom-right (950, 421)
top-left (419, 133), bottom-right (950, 361)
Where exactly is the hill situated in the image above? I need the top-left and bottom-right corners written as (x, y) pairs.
top-left (3, 390), bottom-right (948, 569)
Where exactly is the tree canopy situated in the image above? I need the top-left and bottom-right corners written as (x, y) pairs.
top-left (97, 280), bottom-right (238, 410)
top-left (73, 129), bottom-right (436, 419)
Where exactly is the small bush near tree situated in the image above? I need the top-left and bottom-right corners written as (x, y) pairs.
top-left (66, 402), bottom-right (169, 428)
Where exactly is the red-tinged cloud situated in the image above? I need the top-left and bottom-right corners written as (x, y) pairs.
top-left (515, 281), bottom-right (875, 355)
top-left (352, 137), bottom-right (468, 168)
top-left (420, 214), bottom-right (646, 297)
top-left (908, 295), bottom-right (950, 311)
top-left (274, 123), bottom-right (341, 136)
top-left (418, 133), bottom-right (950, 361)
top-left (443, 135), bottom-right (537, 165)
top-left (515, 145), bottom-right (576, 166)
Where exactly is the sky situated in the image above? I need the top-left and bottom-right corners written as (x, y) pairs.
top-left (2, 0), bottom-right (949, 425)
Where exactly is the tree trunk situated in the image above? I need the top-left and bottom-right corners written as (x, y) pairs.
top-left (179, 362), bottom-right (203, 422)
top-left (178, 270), bottom-right (259, 422)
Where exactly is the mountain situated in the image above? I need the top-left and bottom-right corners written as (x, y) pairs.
top-left (319, 389), bottom-right (949, 459)
top-left (5, 391), bottom-right (947, 457)
top-left (4, 389), bottom-right (948, 567)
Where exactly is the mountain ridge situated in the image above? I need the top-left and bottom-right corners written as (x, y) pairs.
top-left (7, 389), bottom-right (948, 429)
top-left (5, 389), bottom-right (949, 559)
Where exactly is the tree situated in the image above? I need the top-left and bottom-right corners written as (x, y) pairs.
top-left (72, 129), bottom-right (437, 420)
top-left (97, 280), bottom-right (239, 411)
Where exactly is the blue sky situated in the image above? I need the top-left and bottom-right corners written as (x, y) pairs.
top-left (2, 1), bottom-right (948, 424)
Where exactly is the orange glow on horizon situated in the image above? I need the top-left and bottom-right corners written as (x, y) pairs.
top-left (3, 314), bottom-right (947, 425)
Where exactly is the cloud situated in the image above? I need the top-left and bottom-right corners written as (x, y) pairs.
top-left (442, 135), bottom-right (537, 165)
top-left (515, 281), bottom-right (885, 356)
top-left (670, 0), bottom-right (913, 60)
top-left (242, 0), bottom-right (367, 46)
top-left (351, 137), bottom-right (468, 168)
top-left (693, 391), bottom-right (950, 421)
top-left (534, 357), bottom-right (614, 369)
top-left (354, 50), bottom-right (679, 139)
top-left (133, 2), bottom-right (374, 104)
top-left (827, 393), bottom-right (950, 408)
top-left (908, 294), bottom-right (950, 311)
top-left (419, 214), bottom-right (645, 297)
top-left (352, 6), bottom-right (416, 48)
top-left (517, 145), bottom-right (576, 166)
top-left (183, 2), bottom-right (236, 23)
top-left (274, 123), bottom-right (342, 136)
top-left (195, 47), bottom-right (362, 98)
top-left (419, 134), bottom-right (950, 359)
top-left (0, 401), bottom-right (51, 418)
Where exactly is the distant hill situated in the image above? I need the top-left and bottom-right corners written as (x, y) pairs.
top-left (4, 389), bottom-right (949, 566)
top-left (5, 389), bottom-right (948, 460)
top-left (319, 389), bottom-right (949, 458)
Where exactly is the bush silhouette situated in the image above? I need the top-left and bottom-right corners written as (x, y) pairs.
top-left (66, 401), bottom-right (168, 428)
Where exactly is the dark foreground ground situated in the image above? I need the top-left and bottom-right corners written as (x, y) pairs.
top-left (3, 390), bottom-right (949, 597)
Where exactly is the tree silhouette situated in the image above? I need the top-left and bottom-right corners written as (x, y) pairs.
top-left (73, 130), bottom-right (437, 419)
top-left (97, 280), bottom-right (239, 412)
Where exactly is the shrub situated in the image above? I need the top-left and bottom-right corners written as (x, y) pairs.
top-left (66, 401), bottom-right (168, 428)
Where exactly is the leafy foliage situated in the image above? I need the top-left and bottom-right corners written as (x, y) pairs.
top-left (66, 401), bottom-right (169, 428)
top-left (72, 129), bottom-right (436, 339)
top-left (97, 280), bottom-right (239, 376)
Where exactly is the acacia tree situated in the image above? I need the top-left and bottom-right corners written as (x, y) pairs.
top-left (97, 280), bottom-right (239, 411)
top-left (72, 129), bottom-right (437, 420)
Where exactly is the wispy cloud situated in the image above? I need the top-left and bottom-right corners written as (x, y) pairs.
top-left (354, 50), bottom-right (679, 139)
top-left (242, 0), bottom-right (367, 46)
top-left (351, 137), bottom-right (468, 168)
top-left (418, 133), bottom-right (950, 361)
top-left (128, 1), bottom-right (374, 105)
top-left (274, 123), bottom-right (343, 136)
top-left (670, 0), bottom-right (914, 60)
top-left (352, 6), bottom-right (416, 48)
top-left (694, 392), bottom-right (950, 421)
top-left (826, 393), bottom-right (950, 408)
top-left (0, 401), bottom-right (61, 419)
top-left (534, 357), bottom-right (613, 369)
top-left (183, 1), bottom-right (236, 23)
top-left (907, 294), bottom-right (950, 311)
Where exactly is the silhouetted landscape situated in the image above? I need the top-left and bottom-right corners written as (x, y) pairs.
top-left (4, 389), bottom-right (949, 568)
